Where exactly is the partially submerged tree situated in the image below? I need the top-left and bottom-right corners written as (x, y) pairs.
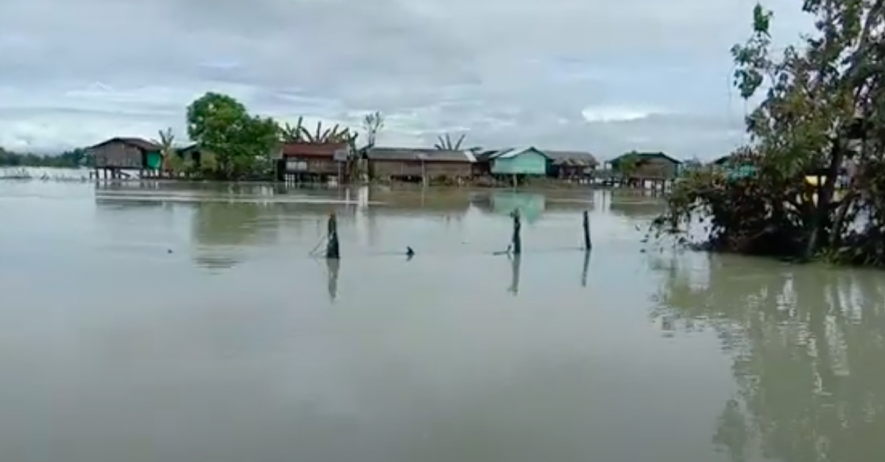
top-left (652, 1), bottom-right (885, 267)
top-left (434, 133), bottom-right (466, 150)
top-left (186, 92), bottom-right (280, 180)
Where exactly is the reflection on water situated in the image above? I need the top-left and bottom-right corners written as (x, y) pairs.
top-left (609, 199), bottom-right (666, 218)
top-left (191, 201), bottom-right (270, 270)
top-left (5, 180), bottom-right (885, 462)
top-left (508, 254), bottom-right (522, 295)
top-left (487, 191), bottom-right (546, 223)
top-left (652, 252), bottom-right (885, 462)
top-left (326, 258), bottom-right (340, 302)
top-left (581, 250), bottom-right (591, 287)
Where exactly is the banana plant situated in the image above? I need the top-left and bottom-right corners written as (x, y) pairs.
top-left (434, 133), bottom-right (466, 150)
top-left (281, 116), bottom-right (305, 142)
top-left (153, 127), bottom-right (176, 176)
top-left (295, 121), bottom-right (358, 144)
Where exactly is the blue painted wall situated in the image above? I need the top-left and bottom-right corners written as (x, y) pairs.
top-left (491, 149), bottom-right (548, 175)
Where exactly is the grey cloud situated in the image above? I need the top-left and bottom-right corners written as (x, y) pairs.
top-left (0, 0), bottom-right (807, 157)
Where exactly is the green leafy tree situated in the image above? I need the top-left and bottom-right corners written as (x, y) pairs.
top-left (186, 92), bottom-right (280, 180)
top-left (616, 151), bottom-right (641, 177)
top-left (199, 152), bottom-right (218, 177)
top-left (653, 1), bottom-right (885, 267)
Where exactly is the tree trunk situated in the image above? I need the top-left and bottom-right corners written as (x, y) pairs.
top-left (804, 144), bottom-right (844, 259)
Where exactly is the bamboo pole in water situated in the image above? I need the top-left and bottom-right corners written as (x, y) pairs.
top-left (325, 212), bottom-right (340, 259)
top-left (511, 209), bottom-right (521, 255)
top-left (582, 210), bottom-right (592, 251)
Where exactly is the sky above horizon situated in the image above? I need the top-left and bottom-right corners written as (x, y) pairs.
top-left (0, 0), bottom-right (810, 159)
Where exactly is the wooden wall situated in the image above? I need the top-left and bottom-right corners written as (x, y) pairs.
top-left (91, 142), bottom-right (145, 169)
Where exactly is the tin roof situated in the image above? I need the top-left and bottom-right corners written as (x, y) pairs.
top-left (483, 147), bottom-right (550, 160)
top-left (366, 147), bottom-right (475, 162)
top-left (88, 137), bottom-right (161, 152)
top-left (610, 151), bottom-right (682, 164)
top-left (282, 142), bottom-right (350, 157)
top-left (543, 150), bottom-right (598, 166)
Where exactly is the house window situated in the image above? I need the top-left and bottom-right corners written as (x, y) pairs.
top-left (286, 159), bottom-right (308, 171)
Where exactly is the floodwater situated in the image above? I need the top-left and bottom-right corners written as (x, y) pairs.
top-left (1, 173), bottom-right (885, 462)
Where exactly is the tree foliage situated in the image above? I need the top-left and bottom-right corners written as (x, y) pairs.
top-left (0, 147), bottom-right (91, 168)
top-left (615, 151), bottom-right (642, 177)
top-left (434, 133), bottom-right (466, 150)
top-left (152, 127), bottom-right (176, 175)
top-left (280, 116), bottom-right (358, 145)
top-left (186, 92), bottom-right (281, 180)
top-left (653, 0), bottom-right (885, 267)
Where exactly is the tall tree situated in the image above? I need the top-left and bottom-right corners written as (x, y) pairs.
top-left (186, 92), bottom-right (280, 180)
top-left (653, 1), bottom-right (885, 267)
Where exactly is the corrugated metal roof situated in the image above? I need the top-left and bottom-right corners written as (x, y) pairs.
top-left (366, 147), bottom-right (474, 162)
top-left (88, 137), bottom-right (161, 152)
top-left (610, 151), bottom-right (682, 164)
top-left (543, 150), bottom-right (598, 166)
top-left (488, 147), bottom-right (548, 160)
top-left (283, 142), bottom-right (349, 157)
top-left (120, 138), bottom-right (161, 151)
top-left (474, 149), bottom-right (500, 161)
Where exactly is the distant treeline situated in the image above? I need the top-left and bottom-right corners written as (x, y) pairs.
top-left (0, 147), bottom-right (92, 168)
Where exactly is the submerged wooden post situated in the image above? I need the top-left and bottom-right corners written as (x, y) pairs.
top-left (511, 209), bottom-right (522, 255)
top-left (581, 248), bottom-right (590, 287)
top-left (582, 210), bottom-right (592, 250)
top-left (325, 212), bottom-right (340, 259)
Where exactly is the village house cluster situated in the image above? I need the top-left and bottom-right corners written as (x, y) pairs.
top-left (86, 137), bottom-right (686, 188)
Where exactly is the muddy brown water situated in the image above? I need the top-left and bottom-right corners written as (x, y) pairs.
top-left (1, 177), bottom-right (884, 462)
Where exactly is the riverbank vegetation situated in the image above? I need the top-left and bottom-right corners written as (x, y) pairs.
top-left (0, 147), bottom-right (91, 168)
top-left (652, 0), bottom-right (885, 267)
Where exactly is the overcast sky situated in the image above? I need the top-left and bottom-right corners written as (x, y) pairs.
top-left (0, 0), bottom-right (809, 159)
